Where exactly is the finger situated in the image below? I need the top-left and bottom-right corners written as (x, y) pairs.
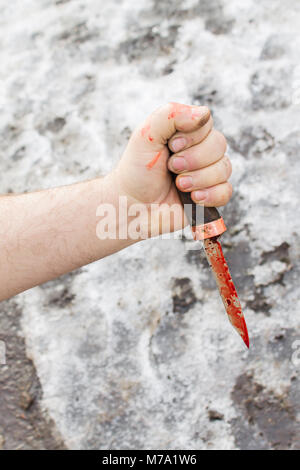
top-left (134, 103), bottom-right (211, 147)
top-left (191, 182), bottom-right (233, 207)
top-left (168, 115), bottom-right (213, 153)
top-left (175, 155), bottom-right (232, 191)
top-left (168, 129), bottom-right (227, 174)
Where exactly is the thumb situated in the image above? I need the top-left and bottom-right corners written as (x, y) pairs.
top-left (136, 102), bottom-right (211, 147)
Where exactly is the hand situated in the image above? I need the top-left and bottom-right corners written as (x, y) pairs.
top-left (113, 102), bottom-right (232, 237)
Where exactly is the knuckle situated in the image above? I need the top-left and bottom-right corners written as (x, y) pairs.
top-left (216, 183), bottom-right (232, 206)
top-left (214, 129), bottom-right (227, 154)
top-left (223, 156), bottom-right (232, 178)
top-left (224, 183), bottom-right (233, 202)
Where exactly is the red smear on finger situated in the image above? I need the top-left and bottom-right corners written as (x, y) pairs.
top-left (168, 103), bottom-right (188, 120)
top-left (204, 238), bottom-right (250, 348)
top-left (168, 102), bottom-right (210, 127)
top-left (141, 124), bottom-right (154, 142)
top-left (146, 152), bottom-right (162, 169)
top-left (141, 124), bottom-right (151, 137)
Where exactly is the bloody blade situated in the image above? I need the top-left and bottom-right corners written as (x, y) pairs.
top-left (203, 237), bottom-right (249, 348)
top-left (174, 184), bottom-right (250, 348)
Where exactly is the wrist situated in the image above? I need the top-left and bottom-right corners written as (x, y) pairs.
top-left (99, 170), bottom-right (148, 244)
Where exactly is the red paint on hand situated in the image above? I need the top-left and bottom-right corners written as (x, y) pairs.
top-left (167, 103), bottom-right (210, 127)
top-left (204, 238), bottom-right (250, 348)
top-left (167, 103), bottom-right (188, 120)
top-left (146, 152), bottom-right (162, 169)
top-left (141, 124), bottom-right (151, 137)
top-left (141, 124), bottom-right (154, 143)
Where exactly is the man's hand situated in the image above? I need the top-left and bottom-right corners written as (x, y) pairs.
top-left (114, 102), bottom-right (232, 235)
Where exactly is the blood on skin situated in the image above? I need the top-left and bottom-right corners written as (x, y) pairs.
top-left (141, 124), bottom-right (154, 143)
top-left (146, 152), bottom-right (162, 169)
top-left (141, 124), bottom-right (151, 137)
top-left (167, 103), bottom-right (189, 120)
top-left (168, 103), bottom-right (211, 128)
top-left (204, 237), bottom-right (250, 348)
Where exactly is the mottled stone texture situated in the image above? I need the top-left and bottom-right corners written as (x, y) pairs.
top-left (0, 0), bottom-right (299, 449)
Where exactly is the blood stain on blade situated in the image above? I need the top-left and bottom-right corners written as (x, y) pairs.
top-left (204, 237), bottom-right (250, 348)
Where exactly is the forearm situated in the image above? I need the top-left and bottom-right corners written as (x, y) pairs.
top-left (0, 173), bottom-right (135, 301)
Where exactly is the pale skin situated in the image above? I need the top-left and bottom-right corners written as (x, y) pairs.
top-left (0, 103), bottom-right (232, 301)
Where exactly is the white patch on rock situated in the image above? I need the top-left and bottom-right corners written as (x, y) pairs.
top-left (251, 261), bottom-right (289, 287)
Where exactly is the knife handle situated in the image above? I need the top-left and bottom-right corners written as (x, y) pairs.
top-left (172, 173), bottom-right (227, 240)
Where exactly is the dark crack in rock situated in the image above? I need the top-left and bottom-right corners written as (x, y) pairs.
top-left (111, 321), bottom-right (138, 355)
top-left (260, 35), bottom-right (288, 61)
top-left (228, 126), bottom-right (275, 158)
top-left (38, 270), bottom-right (81, 290)
top-left (172, 277), bottom-right (197, 314)
top-left (250, 67), bottom-right (291, 110)
top-left (260, 242), bottom-right (290, 265)
top-left (151, 0), bottom-right (234, 35)
top-left (151, 0), bottom-right (187, 19)
top-left (47, 286), bottom-right (75, 309)
top-left (184, 0), bottom-right (234, 35)
top-left (203, 4), bottom-right (234, 36)
top-left (150, 311), bottom-right (188, 365)
top-left (221, 193), bottom-right (248, 233)
top-left (11, 146), bottom-right (26, 162)
top-left (116, 25), bottom-right (180, 63)
top-left (246, 288), bottom-right (273, 316)
top-left (279, 130), bottom-right (300, 164)
top-left (185, 246), bottom-right (207, 267)
top-left (40, 271), bottom-right (81, 311)
top-left (56, 22), bottom-right (98, 45)
top-left (0, 300), bottom-right (66, 450)
top-left (267, 327), bottom-right (300, 362)
top-left (208, 409), bottom-right (224, 421)
top-left (72, 74), bottom-right (96, 103)
top-left (193, 85), bottom-right (222, 111)
top-left (44, 117), bottom-right (66, 134)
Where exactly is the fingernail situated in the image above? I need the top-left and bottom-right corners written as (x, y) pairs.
top-left (191, 106), bottom-right (208, 117)
top-left (191, 107), bottom-right (210, 125)
top-left (193, 190), bottom-right (208, 201)
top-left (178, 176), bottom-right (193, 190)
top-left (172, 157), bottom-right (186, 171)
top-left (171, 137), bottom-right (186, 152)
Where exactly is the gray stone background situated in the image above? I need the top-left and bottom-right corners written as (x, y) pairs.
top-left (0, 0), bottom-right (299, 450)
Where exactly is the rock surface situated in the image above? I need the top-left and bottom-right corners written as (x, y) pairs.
top-left (0, 0), bottom-right (299, 449)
